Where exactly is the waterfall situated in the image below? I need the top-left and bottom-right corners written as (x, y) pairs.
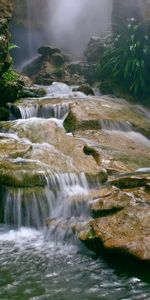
top-left (3, 173), bottom-right (90, 232)
top-left (17, 102), bottom-right (69, 120)
top-left (101, 119), bottom-right (132, 132)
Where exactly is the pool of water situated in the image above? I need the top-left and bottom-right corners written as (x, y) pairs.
top-left (0, 226), bottom-right (149, 300)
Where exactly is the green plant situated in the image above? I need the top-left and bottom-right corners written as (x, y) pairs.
top-left (2, 67), bottom-right (19, 83)
top-left (99, 19), bottom-right (150, 99)
top-left (8, 42), bottom-right (19, 51)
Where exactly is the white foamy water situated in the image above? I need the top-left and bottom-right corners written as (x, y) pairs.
top-left (18, 101), bottom-right (69, 120)
top-left (45, 82), bottom-right (87, 99)
top-left (3, 172), bottom-right (89, 229)
top-left (0, 223), bottom-right (149, 300)
top-left (136, 167), bottom-right (150, 173)
top-left (128, 131), bottom-right (150, 147)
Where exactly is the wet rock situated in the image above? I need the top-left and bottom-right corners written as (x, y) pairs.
top-left (20, 86), bottom-right (46, 98)
top-left (75, 84), bottom-right (94, 96)
top-left (111, 173), bottom-right (150, 189)
top-left (51, 52), bottom-right (65, 66)
top-left (0, 159), bottom-right (49, 187)
top-left (0, 118), bottom-right (108, 185)
top-left (0, 143), bottom-right (32, 160)
top-left (84, 36), bottom-right (105, 63)
top-left (79, 208), bottom-right (150, 261)
top-left (23, 44), bottom-right (88, 85)
top-left (77, 169), bottom-right (150, 262)
top-left (63, 97), bottom-right (150, 136)
top-left (38, 45), bottom-right (61, 56)
top-left (90, 186), bottom-right (132, 217)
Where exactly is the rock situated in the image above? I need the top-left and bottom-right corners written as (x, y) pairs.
top-left (0, 118), bottom-right (108, 185)
top-left (83, 144), bottom-right (101, 165)
top-left (51, 52), bottom-right (65, 66)
top-left (110, 173), bottom-right (150, 189)
top-left (64, 97), bottom-right (150, 134)
top-left (78, 185), bottom-right (150, 261)
top-left (0, 159), bottom-right (49, 187)
top-left (84, 36), bottom-right (105, 63)
top-left (67, 61), bottom-right (89, 76)
top-left (23, 44), bottom-right (87, 85)
top-left (75, 84), bottom-right (94, 96)
top-left (0, 143), bottom-right (32, 161)
top-left (20, 86), bottom-right (46, 98)
top-left (90, 186), bottom-right (132, 217)
top-left (38, 45), bottom-right (61, 56)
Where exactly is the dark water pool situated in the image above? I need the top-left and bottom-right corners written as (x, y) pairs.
top-left (0, 226), bottom-right (149, 300)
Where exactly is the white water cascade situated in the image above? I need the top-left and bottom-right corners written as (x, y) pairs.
top-left (3, 172), bottom-right (89, 231)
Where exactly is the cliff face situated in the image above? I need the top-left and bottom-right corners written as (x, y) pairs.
top-left (0, 0), bottom-right (13, 77)
top-left (0, 0), bottom-right (33, 111)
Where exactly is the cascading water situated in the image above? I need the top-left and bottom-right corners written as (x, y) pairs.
top-left (15, 82), bottom-right (87, 120)
top-left (17, 101), bottom-right (69, 120)
top-left (0, 85), bottom-right (150, 299)
top-left (3, 172), bottom-right (89, 231)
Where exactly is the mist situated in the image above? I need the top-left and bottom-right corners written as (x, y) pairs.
top-left (11, 0), bottom-right (113, 66)
top-left (47, 0), bottom-right (113, 57)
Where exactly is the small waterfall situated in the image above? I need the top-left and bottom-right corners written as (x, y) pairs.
top-left (101, 119), bottom-right (132, 132)
top-left (18, 102), bottom-right (69, 120)
top-left (3, 172), bottom-right (90, 232)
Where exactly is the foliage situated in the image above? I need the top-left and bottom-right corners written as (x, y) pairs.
top-left (98, 18), bottom-right (150, 99)
top-left (2, 67), bottom-right (19, 83)
top-left (8, 42), bottom-right (19, 52)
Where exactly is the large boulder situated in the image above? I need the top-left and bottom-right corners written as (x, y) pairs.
top-left (38, 45), bottom-right (61, 56)
top-left (78, 183), bottom-right (150, 261)
top-left (23, 45), bottom-right (88, 85)
top-left (84, 36), bottom-right (104, 63)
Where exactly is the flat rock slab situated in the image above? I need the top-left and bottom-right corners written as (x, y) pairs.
top-left (64, 97), bottom-right (150, 138)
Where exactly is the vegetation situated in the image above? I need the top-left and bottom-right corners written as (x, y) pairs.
top-left (98, 19), bottom-right (150, 101)
top-left (2, 67), bottom-right (19, 84)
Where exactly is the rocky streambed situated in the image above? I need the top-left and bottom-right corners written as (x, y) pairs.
top-left (0, 83), bottom-right (150, 264)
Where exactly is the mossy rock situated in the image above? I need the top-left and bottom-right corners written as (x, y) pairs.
top-left (64, 110), bottom-right (77, 132)
top-left (86, 169), bottom-right (108, 186)
top-left (51, 53), bottom-right (65, 66)
top-left (76, 84), bottom-right (94, 96)
top-left (111, 173), bottom-right (150, 189)
top-left (0, 160), bottom-right (48, 187)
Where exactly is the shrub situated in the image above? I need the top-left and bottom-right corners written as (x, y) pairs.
top-left (2, 67), bottom-right (19, 83)
top-left (98, 18), bottom-right (150, 99)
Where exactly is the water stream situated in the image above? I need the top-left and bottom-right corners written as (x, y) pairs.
top-left (0, 83), bottom-right (150, 299)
